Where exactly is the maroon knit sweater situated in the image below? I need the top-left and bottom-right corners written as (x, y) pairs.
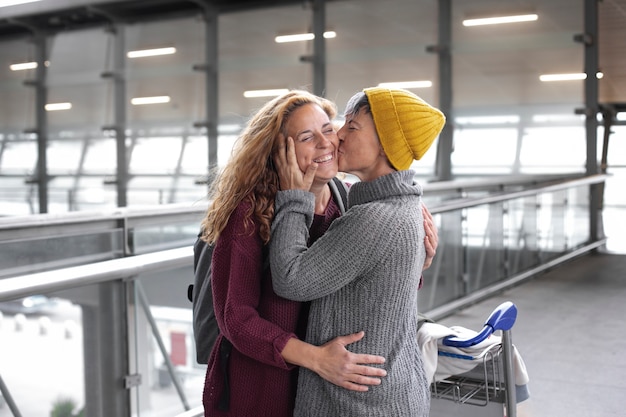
top-left (202, 197), bottom-right (340, 416)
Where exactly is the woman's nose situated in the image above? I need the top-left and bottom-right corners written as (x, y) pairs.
top-left (317, 132), bottom-right (336, 147)
top-left (337, 126), bottom-right (346, 142)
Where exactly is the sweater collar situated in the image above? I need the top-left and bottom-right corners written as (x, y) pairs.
top-left (347, 170), bottom-right (422, 207)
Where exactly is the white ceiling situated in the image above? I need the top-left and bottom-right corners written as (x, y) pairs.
top-left (0, 0), bottom-right (624, 132)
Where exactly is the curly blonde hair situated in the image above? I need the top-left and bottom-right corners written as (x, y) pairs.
top-left (201, 90), bottom-right (337, 245)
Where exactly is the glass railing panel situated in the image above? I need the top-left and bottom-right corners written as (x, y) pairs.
top-left (0, 295), bottom-right (84, 417)
top-left (506, 195), bottom-right (540, 275)
top-left (536, 186), bottom-right (591, 259)
top-left (131, 224), bottom-right (200, 254)
top-left (421, 179), bottom-right (597, 316)
top-left (542, 189), bottom-right (569, 253)
top-left (603, 166), bottom-right (626, 252)
top-left (463, 202), bottom-right (507, 291)
top-left (0, 229), bottom-right (125, 279)
top-left (130, 271), bottom-right (204, 417)
top-left (420, 211), bottom-right (464, 311)
top-left (567, 184), bottom-right (592, 249)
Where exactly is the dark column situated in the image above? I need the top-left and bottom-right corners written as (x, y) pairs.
top-left (432, 0), bottom-right (453, 181)
top-left (34, 34), bottom-right (49, 213)
top-left (98, 281), bottom-right (131, 417)
top-left (578, 0), bottom-right (601, 241)
top-left (113, 25), bottom-right (129, 208)
top-left (312, 0), bottom-right (327, 97)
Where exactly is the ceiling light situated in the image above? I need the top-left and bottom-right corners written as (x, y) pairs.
top-left (0, 0), bottom-right (41, 8)
top-left (10, 62), bottom-right (37, 71)
top-left (127, 47), bottom-right (176, 58)
top-left (45, 102), bottom-right (72, 111)
top-left (378, 81), bottom-right (432, 89)
top-left (539, 72), bottom-right (604, 82)
top-left (243, 89), bottom-right (289, 98)
top-left (9, 61), bottom-right (50, 71)
top-left (539, 73), bottom-right (587, 82)
top-left (463, 14), bottom-right (538, 27)
top-left (275, 31), bottom-right (336, 43)
top-left (131, 96), bottom-right (171, 105)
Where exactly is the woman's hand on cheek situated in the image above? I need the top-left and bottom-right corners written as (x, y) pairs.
top-left (274, 135), bottom-right (317, 191)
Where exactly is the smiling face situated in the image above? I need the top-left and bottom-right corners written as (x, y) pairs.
top-left (336, 107), bottom-right (393, 181)
top-left (283, 103), bottom-right (339, 186)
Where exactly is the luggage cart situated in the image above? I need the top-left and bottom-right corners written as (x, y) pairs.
top-left (429, 301), bottom-right (519, 417)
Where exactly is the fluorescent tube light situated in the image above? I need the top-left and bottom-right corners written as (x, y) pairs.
top-left (463, 14), bottom-right (538, 27)
top-left (539, 72), bottom-right (603, 82)
top-left (45, 102), bottom-right (72, 111)
top-left (539, 73), bottom-right (587, 82)
top-left (378, 81), bottom-right (432, 89)
top-left (127, 47), bottom-right (176, 58)
top-left (9, 61), bottom-right (49, 71)
top-left (131, 96), bottom-right (171, 105)
top-left (243, 89), bottom-right (289, 98)
top-left (275, 31), bottom-right (336, 43)
top-left (0, 0), bottom-right (41, 7)
top-left (10, 62), bottom-right (37, 71)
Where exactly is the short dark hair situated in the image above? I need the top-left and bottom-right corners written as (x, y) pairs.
top-left (343, 91), bottom-right (371, 117)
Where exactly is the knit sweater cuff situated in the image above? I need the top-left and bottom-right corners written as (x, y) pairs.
top-left (274, 189), bottom-right (315, 226)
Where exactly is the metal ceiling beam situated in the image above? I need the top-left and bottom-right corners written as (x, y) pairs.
top-left (0, 0), bottom-right (309, 42)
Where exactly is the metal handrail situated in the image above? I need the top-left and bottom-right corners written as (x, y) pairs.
top-left (0, 246), bottom-right (192, 302)
top-left (428, 173), bottom-right (608, 215)
top-left (0, 202), bottom-right (208, 230)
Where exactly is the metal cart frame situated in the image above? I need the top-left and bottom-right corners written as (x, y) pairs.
top-left (429, 301), bottom-right (519, 417)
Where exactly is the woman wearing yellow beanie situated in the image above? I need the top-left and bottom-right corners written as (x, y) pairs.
top-left (270, 87), bottom-right (445, 417)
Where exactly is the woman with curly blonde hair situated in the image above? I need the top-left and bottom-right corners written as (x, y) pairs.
top-left (201, 90), bottom-right (388, 417)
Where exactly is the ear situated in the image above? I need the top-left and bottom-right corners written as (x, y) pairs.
top-left (379, 147), bottom-right (393, 168)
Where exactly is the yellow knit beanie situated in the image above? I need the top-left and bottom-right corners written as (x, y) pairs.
top-left (364, 87), bottom-right (446, 171)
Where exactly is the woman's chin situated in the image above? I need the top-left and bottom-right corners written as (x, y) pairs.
top-left (315, 167), bottom-right (338, 182)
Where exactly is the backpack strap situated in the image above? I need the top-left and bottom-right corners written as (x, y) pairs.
top-left (217, 339), bottom-right (233, 411)
top-left (329, 177), bottom-right (349, 214)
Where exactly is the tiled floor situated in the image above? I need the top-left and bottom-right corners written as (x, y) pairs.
top-left (433, 250), bottom-right (626, 417)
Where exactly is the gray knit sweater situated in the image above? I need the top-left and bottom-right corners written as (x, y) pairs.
top-left (270, 170), bottom-right (430, 417)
